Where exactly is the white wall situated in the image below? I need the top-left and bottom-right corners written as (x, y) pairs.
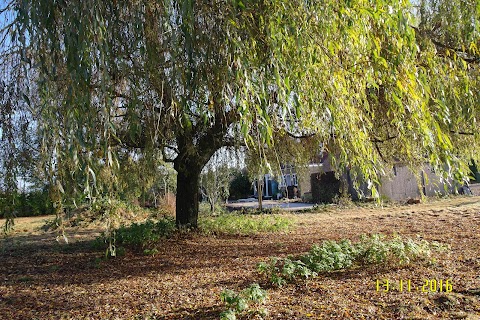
top-left (379, 165), bottom-right (421, 201)
top-left (379, 164), bottom-right (457, 201)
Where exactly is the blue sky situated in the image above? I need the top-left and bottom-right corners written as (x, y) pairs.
top-left (0, 0), bottom-right (14, 50)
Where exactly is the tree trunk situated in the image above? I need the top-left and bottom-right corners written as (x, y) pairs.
top-left (175, 164), bottom-right (201, 228)
top-left (209, 198), bottom-right (215, 213)
top-left (258, 175), bottom-right (263, 211)
top-left (173, 118), bottom-right (227, 227)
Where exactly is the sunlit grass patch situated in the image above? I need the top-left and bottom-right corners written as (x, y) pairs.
top-left (199, 213), bottom-right (294, 235)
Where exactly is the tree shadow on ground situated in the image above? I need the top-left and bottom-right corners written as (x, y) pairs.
top-left (0, 231), bottom-right (304, 287)
top-left (153, 305), bottom-right (223, 320)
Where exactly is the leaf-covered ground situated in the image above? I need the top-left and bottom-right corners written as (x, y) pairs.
top-left (1, 197), bottom-right (480, 319)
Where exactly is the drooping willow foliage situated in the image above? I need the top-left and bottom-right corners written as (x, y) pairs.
top-left (0, 0), bottom-right (479, 229)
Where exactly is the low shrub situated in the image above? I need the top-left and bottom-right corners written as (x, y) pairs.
top-left (303, 239), bottom-right (358, 272)
top-left (43, 198), bottom-right (153, 231)
top-left (220, 283), bottom-right (268, 320)
top-left (95, 218), bottom-right (175, 256)
top-left (356, 234), bottom-right (432, 265)
top-left (199, 214), bottom-right (292, 235)
top-left (115, 218), bottom-right (176, 249)
top-left (258, 234), bottom-right (441, 286)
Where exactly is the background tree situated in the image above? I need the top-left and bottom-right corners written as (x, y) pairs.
top-left (201, 149), bottom-right (245, 212)
top-left (1, 0), bottom-right (479, 230)
top-left (0, 0), bottom-right (41, 230)
top-left (201, 164), bottom-right (232, 213)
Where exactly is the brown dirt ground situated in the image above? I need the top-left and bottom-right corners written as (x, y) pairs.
top-left (1, 196), bottom-right (480, 319)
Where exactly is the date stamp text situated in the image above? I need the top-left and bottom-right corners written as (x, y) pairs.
top-left (376, 279), bottom-right (453, 293)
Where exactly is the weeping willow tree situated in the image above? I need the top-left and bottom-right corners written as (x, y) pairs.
top-left (1, 0), bottom-right (479, 229)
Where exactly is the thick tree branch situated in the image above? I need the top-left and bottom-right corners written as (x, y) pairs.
top-left (371, 135), bottom-right (398, 143)
top-left (285, 130), bottom-right (316, 139)
top-left (410, 25), bottom-right (480, 64)
top-left (374, 142), bottom-right (386, 162)
top-left (450, 130), bottom-right (476, 136)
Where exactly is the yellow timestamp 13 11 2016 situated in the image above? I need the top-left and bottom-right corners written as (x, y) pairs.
top-left (376, 279), bottom-right (453, 293)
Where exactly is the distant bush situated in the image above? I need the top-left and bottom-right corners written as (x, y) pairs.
top-left (199, 202), bottom-right (228, 216)
top-left (229, 170), bottom-right (252, 201)
top-left (199, 213), bottom-right (292, 235)
top-left (0, 190), bottom-right (53, 218)
top-left (154, 192), bottom-right (176, 218)
top-left (302, 192), bottom-right (313, 203)
top-left (244, 206), bottom-right (282, 215)
top-left (258, 234), bottom-right (440, 286)
top-left (220, 283), bottom-right (268, 320)
top-left (311, 171), bottom-right (341, 203)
